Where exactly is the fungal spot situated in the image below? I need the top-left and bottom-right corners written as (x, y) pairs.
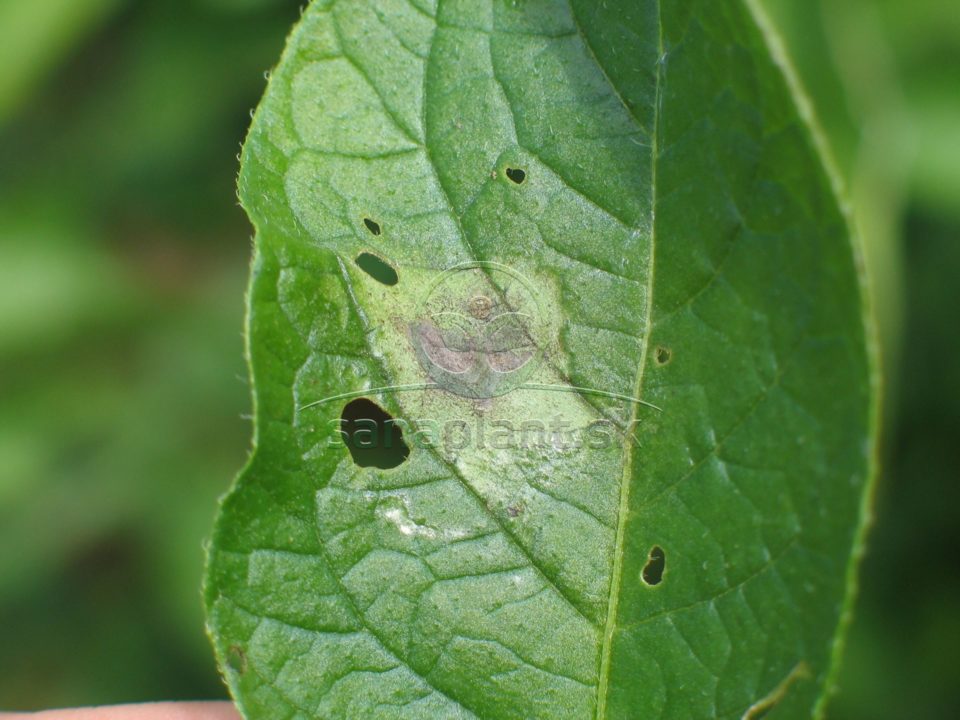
top-left (341, 398), bottom-right (409, 469)
top-left (505, 167), bottom-right (526, 184)
top-left (655, 346), bottom-right (672, 365)
top-left (363, 218), bottom-right (381, 235)
top-left (226, 645), bottom-right (247, 674)
top-left (355, 252), bottom-right (398, 286)
top-left (506, 504), bottom-right (523, 518)
top-left (641, 545), bottom-right (666, 586)
top-left (468, 294), bottom-right (494, 320)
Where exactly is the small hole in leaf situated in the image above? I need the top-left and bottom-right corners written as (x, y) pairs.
top-left (363, 218), bottom-right (381, 235)
top-left (227, 645), bottom-right (247, 674)
top-left (356, 252), bottom-right (398, 286)
top-left (641, 545), bottom-right (666, 586)
top-left (506, 167), bottom-right (526, 184)
top-left (341, 398), bottom-right (410, 469)
top-left (655, 346), bottom-right (672, 365)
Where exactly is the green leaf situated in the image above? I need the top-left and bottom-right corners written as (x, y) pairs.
top-left (0, 0), bottom-right (122, 127)
top-left (204, 1), bottom-right (877, 718)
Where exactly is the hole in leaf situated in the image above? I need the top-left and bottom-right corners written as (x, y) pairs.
top-left (506, 167), bottom-right (526, 184)
top-left (655, 346), bottom-right (672, 365)
top-left (641, 545), bottom-right (666, 586)
top-left (341, 398), bottom-right (409, 469)
top-left (356, 252), bottom-right (398, 286)
top-left (363, 218), bottom-right (381, 235)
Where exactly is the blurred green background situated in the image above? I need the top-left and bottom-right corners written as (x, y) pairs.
top-left (0, 0), bottom-right (957, 717)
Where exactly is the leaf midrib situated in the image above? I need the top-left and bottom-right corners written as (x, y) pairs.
top-left (408, 1), bottom-right (665, 714)
top-left (568, 1), bottom-right (664, 717)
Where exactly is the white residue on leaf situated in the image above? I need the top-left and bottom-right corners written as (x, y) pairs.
top-left (382, 506), bottom-right (437, 539)
top-left (378, 500), bottom-right (473, 541)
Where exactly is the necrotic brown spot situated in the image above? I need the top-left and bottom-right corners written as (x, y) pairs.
top-left (655, 346), bottom-right (672, 365)
top-left (227, 645), bottom-right (247, 674)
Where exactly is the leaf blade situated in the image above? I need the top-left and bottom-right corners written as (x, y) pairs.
top-left (205, 1), bottom-right (877, 718)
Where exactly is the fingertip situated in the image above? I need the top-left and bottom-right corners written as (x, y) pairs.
top-left (0, 702), bottom-right (241, 720)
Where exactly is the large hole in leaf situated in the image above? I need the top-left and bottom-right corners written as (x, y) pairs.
top-left (641, 545), bottom-right (666, 586)
top-left (356, 252), bottom-right (398, 286)
top-left (340, 398), bottom-right (409, 469)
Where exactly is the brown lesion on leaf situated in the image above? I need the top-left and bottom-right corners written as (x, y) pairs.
top-left (741, 662), bottom-right (811, 719)
top-left (227, 644), bottom-right (247, 675)
top-left (413, 321), bottom-right (476, 374)
top-left (654, 345), bottom-right (672, 366)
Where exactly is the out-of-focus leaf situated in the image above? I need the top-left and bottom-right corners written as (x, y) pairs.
top-left (872, 0), bottom-right (960, 220)
top-left (0, 205), bottom-right (136, 355)
top-left (0, 0), bottom-right (302, 708)
top-left (0, 3), bottom-right (300, 231)
top-left (908, 85), bottom-right (960, 222)
top-left (0, 258), bottom-right (251, 707)
top-left (0, 0), bottom-right (123, 126)
top-left (762, 0), bottom-right (907, 389)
